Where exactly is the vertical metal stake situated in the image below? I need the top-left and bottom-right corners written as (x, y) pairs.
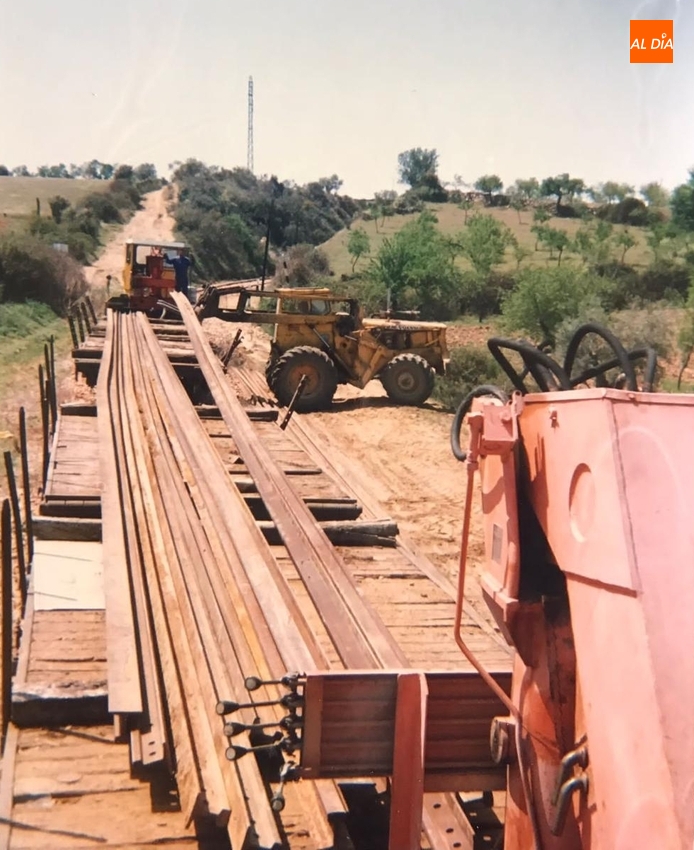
top-left (85, 295), bottom-right (98, 325)
top-left (67, 314), bottom-right (79, 349)
top-left (3, 453), bottom-right (27, 609)
top-left (18, 408), bottom-right (33, 566)
top-left (1, 500), bottom-right (12, 747)
top-left (80, 301), bottom-right (92, 335)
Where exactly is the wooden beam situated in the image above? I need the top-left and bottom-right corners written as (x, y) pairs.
top-left (32, 516), bottom-right (102, 542)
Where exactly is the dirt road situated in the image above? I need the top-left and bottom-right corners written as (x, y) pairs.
top-left (85, 187), bottom-right (176, 292)
top-left (0, 190), bottom-right (176, 503)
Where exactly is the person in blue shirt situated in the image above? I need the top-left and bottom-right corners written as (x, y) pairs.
top-left (169, 248), bottom-right (194, 297)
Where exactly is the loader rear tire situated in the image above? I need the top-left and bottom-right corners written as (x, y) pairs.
top-left (379, 353), bottom-right (435, 406)
top-left (270, 346), bottom-right (338, 412)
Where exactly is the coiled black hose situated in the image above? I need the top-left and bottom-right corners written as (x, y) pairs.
top-left (562, 322), bottom-right (637, 391)
top-left (450, 385), bottom-right (509, 461)
top-left (450, 322), bottom-right (659, 461)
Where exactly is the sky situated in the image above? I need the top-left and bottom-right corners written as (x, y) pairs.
top-left (1, 0), bottom-right (693, 198)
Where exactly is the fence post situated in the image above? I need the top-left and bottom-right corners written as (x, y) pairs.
top-left (44, 343), bottom-right (57, 436)
top-left (85, 295), bottom-right (98, 325)
top-left (67, 314), bottom-right (79, 349)
top-left (3, 454), bottom-right (26, 610)
top-left (18, 408), bottom-right (33, 567)
top-left (73, 308), bottom-right (85, 343)
top-left (80, 301), bottom-right (92, 335)
top-left (1, 500), bottom-right (12, 746)
top-left (38, 366), bottom-right (49, 489)
top-left (49, 335), bottom-right (57, 421)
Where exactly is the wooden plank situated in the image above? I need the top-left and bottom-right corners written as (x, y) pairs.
top-left (0, 724), bottom-right (19, 850)
top-left (95, 311), bottom-right (141, 715)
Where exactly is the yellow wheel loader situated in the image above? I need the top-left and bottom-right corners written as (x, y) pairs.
top-left (195, 284), bottom-right (450, 412)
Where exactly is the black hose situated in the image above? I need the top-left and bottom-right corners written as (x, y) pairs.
top-left (487, 338), bottom-right (572, 394)
top-left (451, 385), bottom-right (509, 462)
top-left (569, 346), bottom-right (658, 392)
top-left (563, 322), bottom-right (637, 392)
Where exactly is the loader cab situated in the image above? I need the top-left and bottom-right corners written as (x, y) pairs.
top-left (272, 289), bottom-right (362, 349)
top-left (121, 239), bottom-right (190, 312)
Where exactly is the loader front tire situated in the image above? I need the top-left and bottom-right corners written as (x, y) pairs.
top-left (379, 353), bottom-right (435, 406)
top-left (270, 346), bottom-right (338, 412)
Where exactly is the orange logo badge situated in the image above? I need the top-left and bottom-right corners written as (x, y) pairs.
top-left (630, 20), bottom-right (673, 63)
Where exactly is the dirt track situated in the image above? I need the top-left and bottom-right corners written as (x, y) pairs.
top-left (85, 188), bottom-right (176, 292)
top-left (204, 314), bottom-right (491, 625)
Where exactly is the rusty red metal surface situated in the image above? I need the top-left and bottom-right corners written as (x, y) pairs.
top-left (456, 387), bottom-right (694, 850)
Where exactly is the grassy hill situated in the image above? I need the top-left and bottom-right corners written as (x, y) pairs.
top-left (0, 176), bottom-right (109, 235)
top-left (320, 202), bottom-right (653, 278)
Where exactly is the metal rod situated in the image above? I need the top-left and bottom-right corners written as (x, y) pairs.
top-left (38, 366), bottom-right (49, 490)
top-left (73, 308), bottom-right (85, 343)
top-left (49, 335), bottom-right (57, 428)
top-left (18, 408), bottom-right (33, 566)
top-left (80, 301), bottom-right (92, 335)
top-left (67, 314), bottom-right (79, 349)
top-left (1, 500), bottom-right (12, 748)
top-left (44, 343), bottom-right (57, 435)
top-left (85, 294), bottom-right (98, 325)
top-left (222, 330), bottom-right (243, 370)
top-left (279, 375), bottom-right (308, 431)
top-left (4, 453), bottom-right (27, 609)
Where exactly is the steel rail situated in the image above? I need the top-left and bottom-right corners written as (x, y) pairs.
top-left (176, 297), bottom-right (480, 849)
top-left (133, 314), bottom-right (346, 846)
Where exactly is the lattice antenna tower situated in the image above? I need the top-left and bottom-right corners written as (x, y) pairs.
top-left (247, 76), bottom-right (254, 173)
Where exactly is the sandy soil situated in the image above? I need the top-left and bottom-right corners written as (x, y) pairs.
top-left (205, 315), bottom-right (492, 621)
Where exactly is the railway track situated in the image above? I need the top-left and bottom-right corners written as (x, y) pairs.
top-left (0, 299), bottom-right (511, 850)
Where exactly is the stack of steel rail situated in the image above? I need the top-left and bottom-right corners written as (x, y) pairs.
top-left (95, 296), bottom-right (477, 849)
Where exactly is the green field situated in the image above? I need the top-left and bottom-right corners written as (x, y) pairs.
top-left (0, 175), bottom-right (108, 222)
top-left (320, 202), bottom-right (653, 278)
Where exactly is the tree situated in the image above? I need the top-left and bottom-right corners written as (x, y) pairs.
top-left (134, 163), bottom-right (158, 182)
top-left (540, 173), bottom-right (584, 212)
top-left (509, 194), bottom-right (525, 224)
top-left (531, 208), bottom-right (551, 249)
top-left (595, 181), bottom-right (635, 204)
top-left (671, 169), bottom-right (694, 231)
top-left (0, 165), bottom-right (8, 176)
top-left (512, 241), bottom-right (532, 271)
top-left (474, 174), bottom-right (503, 205)
top-left (318, 175), bottom-right (343, 195)
top-left (615, 230), bottom-right (636, 264)
top-left (458, 197), bottom-right (474, 224)
top-left (543, 228), bottom-right (571, 265)
top-left (12, 165), bottom-right (31, 177)
top-left (397, 148), bottom-right (439, 189)
top-left (374, 190), bottom-right (397, 225)
top-left (511, 178), bottom-right (540, 202)
top-left (456, 213), bottom-right (513, 277)
top-left (48, 195), bottom-right (70, 224)
top-left (502, 267), bottom-right (597, 345)
top-left (367, 211), bottom-right (461, 317)
top-left (640, 181), bottom-right (669, 208)
top-left (347, 227), bottom-right (370, 272)
top-left (114, 164), bottom-right (134, 181)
